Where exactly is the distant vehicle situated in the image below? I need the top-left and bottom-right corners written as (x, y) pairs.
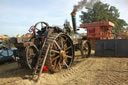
top-left (0, 43), bottom-right (16, 63)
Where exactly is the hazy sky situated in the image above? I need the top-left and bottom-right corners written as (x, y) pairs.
top-left (0, 0), bottom-right (128, 36)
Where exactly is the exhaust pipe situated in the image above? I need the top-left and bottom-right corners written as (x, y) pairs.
top-left (71, 11), bottom-right (77, 33)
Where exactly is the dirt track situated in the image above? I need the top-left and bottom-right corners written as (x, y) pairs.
top-left (0, 54), bottom-right (128, 85)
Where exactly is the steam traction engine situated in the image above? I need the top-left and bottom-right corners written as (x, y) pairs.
top-left (13, 22), bottom-right (74, 80)
top-left (11, 11), bottom-right (91, 81)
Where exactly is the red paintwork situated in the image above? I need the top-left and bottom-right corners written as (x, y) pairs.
top-left (80, 21), bottom-right (115, 40)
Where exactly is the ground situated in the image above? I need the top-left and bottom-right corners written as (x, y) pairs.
top-left (0, 51), bottom-right (128, 85)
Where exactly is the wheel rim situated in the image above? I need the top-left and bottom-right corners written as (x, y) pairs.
top-left (83, 42), bottom-right (90, 57)
top-left (26, 45), bottom-right (38, 69)
top-left (49, 34), bottom-right (74, 71)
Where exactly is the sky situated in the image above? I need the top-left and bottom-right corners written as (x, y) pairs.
top-left (0, 0), bottom-right (128, 36)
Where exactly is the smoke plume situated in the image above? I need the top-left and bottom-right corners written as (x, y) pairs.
top-left (73, 0), bottom-right (100, 12)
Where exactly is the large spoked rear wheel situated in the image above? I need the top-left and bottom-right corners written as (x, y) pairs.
top-left (45, 33), bottom-right (74, 73)
top-left (80, 41), bottom-right (91, 58)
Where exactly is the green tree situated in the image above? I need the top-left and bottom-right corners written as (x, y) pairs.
top-left (80, 1), bottom-right (127, 33)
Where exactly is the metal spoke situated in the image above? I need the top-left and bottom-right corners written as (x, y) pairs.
top-left (51, 49), bottom-right (60, 54)
top-left (63, 61), bottom-right (69, 68)
top-left (65, 55), bottom-right (72, 58)
top-left (54, 40), bottom-right (61, 50)
top-left (63, 38), bottom-right (68, 45)
top-left (65, 45), bottom-right (72, 51)
top-left (53, 43), bottom-right (57, 50)
top-left (84, 48), bottom-right (88, 54)
top-left (83, 44), bottom-right (89, 55)
top-left (51, 56), bottom-right (60, 62)
top-left (65, 51), bottom-right (69, 54)
top-left (54, 60), bottom-right (57, 69)
top-left (50, 53), bottom-right (56, 57)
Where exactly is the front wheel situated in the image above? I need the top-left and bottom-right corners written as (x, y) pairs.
top-left (80, 41), bottom-right (91, 58)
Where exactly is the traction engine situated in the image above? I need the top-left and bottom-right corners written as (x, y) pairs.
top-left (12, 21), bottom-right (75, 80)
